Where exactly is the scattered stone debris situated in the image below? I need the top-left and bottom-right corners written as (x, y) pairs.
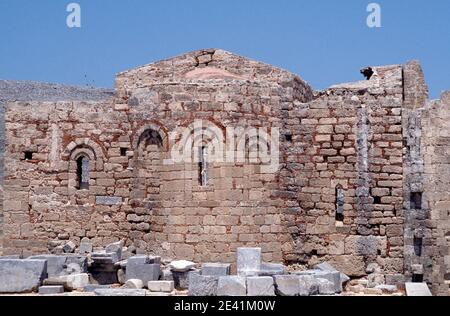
top-left (0, 247), bottom-right (409, 296)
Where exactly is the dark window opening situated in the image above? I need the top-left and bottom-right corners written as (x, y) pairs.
top-left (412, 274), bottom-right (424, 283)
top-left (311, 250), bottom-right (318, 256)
top-left (444, 273), bottom-right (450, 281)
top-left (120, 148), bottom-right (128, 157)
top-left (285, 134), bottom-right (293, 142)
top-left (198, 146), bottom-right (208, 186)
top-left (76, 156), bottom-right (90, 190)
top-left (410, 192), bottom-right (423, 210)
top-left (24, 151), bottom-right (33, 161)
top-left (335, 185), bottom-right (345, 222)
top-left (373, 196), bottom-right (382, 205)
top-left (377, 250), bottom-right (382, 256)
top-left (414, 237), bottom-right (423, 257)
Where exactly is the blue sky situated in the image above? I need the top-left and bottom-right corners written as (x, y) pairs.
top-left (0, 0), bottom-right (449, 98)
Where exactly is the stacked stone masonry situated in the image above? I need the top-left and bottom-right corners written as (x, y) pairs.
top-left (0, 49), bottom-right (449, 295)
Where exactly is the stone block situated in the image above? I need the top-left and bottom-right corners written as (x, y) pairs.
top-left (39, 286), bottom-right (64, 295)
top-left (126, 261), bottom-right (160, 284)
top-left (274, 275), bottom-right (299, 296)
top-left (173, 271), bottom-right (193, 290)
top-left (105, 241), bottom-right (123, 261)
top-left (405, 283), bottom-right (432, 296)
top-left (0, 259), bottom-right (47, 293)
top-left (148, 281), bottom-right (175, 293)
top-left (314, 262), bottom-right (350, 285)
top-left (94, 289), bottom-right (147, 296)
top-left (63, 241), bottom-right (76, 254)
top-left (79, 242), bottom-right (93, 254)
top-left (317, 278), bottom-right (336, 295)
top-left (29, 255), bottom-right (87, 277)
top-left (247, 277), bottom-right (275, 296)
top-left (123, 279), bottom-right (144, 289)
top-left (96, 196), bottom-right (123, 206)
top-left (375, 284), bottom-right (398, 294)
top-left (188, 272), bottom-right (219, 296)
top-left (169, 260), bottom-right (196, 272)
top-left (201, 263), bottom-right (231, 276)
top-left (258, 262), bottom-right (286, 276)
top-left (294, 270), bottom-right (341, 293)
top-left (217, 276), bottom-right (247, 296)
top-left (44, 273), bottom-right (90, 291)
top-left (237, 247), bottom-right (261, 277)
top-left (298, 275), bottom-right (319, 296)
top-left (83, 284), bottom-right (111, 292)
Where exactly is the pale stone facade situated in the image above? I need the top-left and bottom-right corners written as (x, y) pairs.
top-left (0, 49), bottom-right (449, 295)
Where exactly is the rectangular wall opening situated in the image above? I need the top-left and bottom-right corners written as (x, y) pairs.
top-left (410, 192), bottom-right (423, 210)
top-left (412, 274), bottom-right (424, 283)
top-left (414, 237), bottom-right (423, 257)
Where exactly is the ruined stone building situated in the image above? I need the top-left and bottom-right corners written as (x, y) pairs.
top-left (0, 49), bottom-right (449, 295)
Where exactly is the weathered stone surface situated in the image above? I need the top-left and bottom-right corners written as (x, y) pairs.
top-left (273, 275), bottom-right (299, 296)
top-left (126, 260), bottom-right (160, 284)
top-left (217, 276), bottom-right (247, 296)
top-left (39, 286), bottom-right (64, 295)
top-left (188, 272), bottom-right (219, 296)
top-left (0, 259), bottom-right (47, 293)
top-left (258, 263), bottom-right (286, 276)
top-left (201, 263), bottom-right (230, 276)
top-left (94, 289), bottom-right (147, 296)
top-left (237, 248), bottom-right (261, 277)
top-left (63, 241), bottom-right (76, 254)
top-left (79, 242), bottom-right (93, 254)
top-left (29, 255), bottom-right (87, 277)
top-left (298, 275), bottom-right (319, 296)
top-left (405, 283), bottom-right (432, 296)
top-left (375, 284), bottom-right (398, 294)
top-left (105, 241), bottom-right (123, 261)
top-left (294, 270), bottom-right (341, 293)
top-left (169, 260), bottom-right (196, 272)
top-left (247, 276), bottom-right (275, 296)
top-left (173, 271), bottom-right (192, 290)
top-left (44, 273), bottom-right (90, 291)
top-left (314, 262), bottom-right (350, 284)
top-left (123, 279), bottom-right (144, 289)
top-left (96, 196), bottom-right (123, 206)
top-left (148, 281), bottom-right (175, 293)
top-left (317, 278), bottom-right (336, 295)
top-left (83, 284), bottom-right (111, 292)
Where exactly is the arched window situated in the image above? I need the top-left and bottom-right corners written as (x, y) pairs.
top-left (335, 185), bottom-right (345, 222)
top-left (76, 155), bottom-right (90, 190)
top-left (198, 146), bottom-right (208, 186)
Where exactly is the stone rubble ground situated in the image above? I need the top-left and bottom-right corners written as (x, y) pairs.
top-left (0, 243), bottom-right (412, 297)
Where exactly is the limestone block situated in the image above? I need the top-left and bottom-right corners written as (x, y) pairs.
top-left (247, 276), bottom-right (275, 296)
top-left (201, 263), bottom-right (231, 276)
top-left (188, 272), bottom-right (219, 296)
top-left (126, 261), bottom-right (160, 284)
top-left (217, 276), bottom-right (247, 296)
top-left (39, 286), bottom-right (64, 295)
top-left (0, 259), bottom-right (47, 293)
top-left (237, 247), bottom-right (261, 277)
top-left (123, 279), bottom-right (144, 289)
top-left (317, 278), bottom-right (336, 295)
top-left (405, 283), bottom-right (432, 296)
top-left (274, 275), bottom-right (299, 296)
top-left (94, 289), bottom-right (147, 296)
top-left (148, 281), bottom-right (175, 293)
top-left (258, 262), bottom-right (286, 276)
top-left (169, 260), bottom-right (196, 272)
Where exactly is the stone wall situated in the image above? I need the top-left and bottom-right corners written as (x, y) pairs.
top-left (0, 80), bottom-right (113, 256)
top-left (281, 65), bottom-right (405, 282)
top-left (422, 92), bottom-right (450, 295)
top-left (2, 50), bottom-right (449, 294)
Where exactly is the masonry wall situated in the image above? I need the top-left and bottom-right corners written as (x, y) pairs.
top-left (422, 92), bottom-right (450, 296)
top-left (280, 65), bottom-right (406, 282)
